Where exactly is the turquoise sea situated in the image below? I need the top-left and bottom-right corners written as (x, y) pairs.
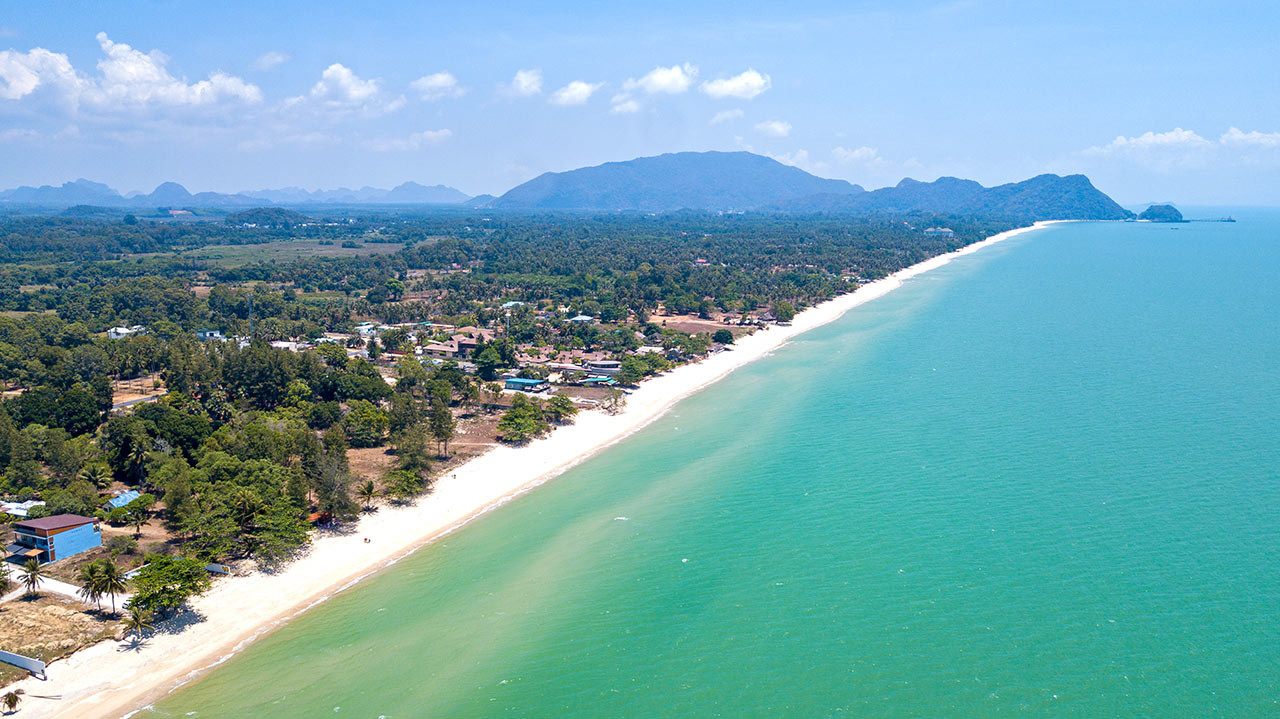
top-left (148, 215), bottom-right (1280, 718)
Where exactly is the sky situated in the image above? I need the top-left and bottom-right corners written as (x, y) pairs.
top-left (0, 1), bottom-right (1277, 204)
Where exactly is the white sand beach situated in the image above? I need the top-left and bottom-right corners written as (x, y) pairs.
top-left (9, 221), bottom-right (1053, 719)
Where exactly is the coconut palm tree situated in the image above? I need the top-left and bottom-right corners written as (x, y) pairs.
top-left (77, 561), bottom-right (104, 611)
top-left (80, 463), bottom-right (109, 488)
top-left (121, 605), bottom-right (154, 642)
top-left (19, 558), bottom-right (44, 597)
top-left (2, 690), bottom-right (20, 714)
top-left (127, 441), bottom-right (149, 485)
top-left (96, 560), bottom-right (129, 615)
top-left (228, 487), bottom-right (261, 532)
top-left (128, 504), bottom-right (149, 538)
top-left (357, 480), bottom-right (378, 511)
top-left (0, 564), bottom-right (10, 594)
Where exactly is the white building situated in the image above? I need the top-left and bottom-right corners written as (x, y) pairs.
top-left (108, 324), bottom-right (147, 340)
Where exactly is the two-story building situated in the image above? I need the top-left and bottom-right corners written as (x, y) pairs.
top-left (7, 514), bottom-right (102, 564)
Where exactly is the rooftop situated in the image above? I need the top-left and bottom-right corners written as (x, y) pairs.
top-left (14, 514), bottom-right (97, 532)
top-left (106, 490), bottom-right (141, 509)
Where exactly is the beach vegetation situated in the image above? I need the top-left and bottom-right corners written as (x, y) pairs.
top-left (357, 479), bottom-right (378, 510)
top-left (544, 394), bottom-right (579, 424)
top-left (120, 605), bottom-right (155, 642)
top-left (19, 558), bottom-right (44, 597)
top-left (497, 394), bottom-right (550, 443)
top-left (129, 555), bottom-right (212, 616)
top-left (428, 398), bottom-right (455, 457)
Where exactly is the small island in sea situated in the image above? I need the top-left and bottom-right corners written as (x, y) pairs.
top-left (1138, 203), bottom-right (1185, 222)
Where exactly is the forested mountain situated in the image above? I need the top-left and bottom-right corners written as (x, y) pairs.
top-left (488, 151), bottom-right (864, 211)
top-left (774, 174), bottom-right (1135, 220)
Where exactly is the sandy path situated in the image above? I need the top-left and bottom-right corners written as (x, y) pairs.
top-left (9, 222), bottom-right (1053, 719)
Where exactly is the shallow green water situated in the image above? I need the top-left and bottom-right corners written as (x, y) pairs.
top-left (149, 216), bottom-right (1280, 718)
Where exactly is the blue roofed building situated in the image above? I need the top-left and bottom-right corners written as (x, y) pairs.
top-left (105, 490), bottom-right (141, 510)
top-left (504, 377), bottom-right (550, 393)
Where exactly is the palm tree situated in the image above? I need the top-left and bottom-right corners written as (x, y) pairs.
top-left (80, 463), bottom-right (109, 488)
top-left (19, 558), bottom-right (44, 597)
top-left (96, 560), bottom-right (129, 615)
top-left (2, 690), bottom-right (19, 714)
top-left (357, 480), bottom-right (378, 511)
top-left (228, 487), bottom-right (261, 532)
top-left (0, 564), bottom-right (10, 594)
top-left (127, 441), bottom-right (149, 485)
top-left (77, 561), bottom-right (104, 611)
top-left (129, 505), bottom-right (149, 538)
top-left (121, 605), bottom-right (154, 642)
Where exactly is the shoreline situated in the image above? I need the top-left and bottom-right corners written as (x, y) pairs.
top-left (11, 221), bottom-right (1055, 719)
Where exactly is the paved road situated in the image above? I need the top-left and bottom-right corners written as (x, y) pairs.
top-left (0, 575), bottom-right (132, 607)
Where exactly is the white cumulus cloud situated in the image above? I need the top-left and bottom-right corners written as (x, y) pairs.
top-left (701, 69), bottom-right (771, 99)
top-left (610, 92), bottom-right (640, 114)
top-left (251, 51), bottom-right (289, 71)
top-left (365, 129), bottom-right (453, 152)
top-left (625, 63), bottom-right (697, 94)
top-left (832, 145), bottom-right (885, 168)
top-left (309, 63), bottom-right (379, 105)
top-left (1077, 126), bottom-right (1280, 173)
top-left (710, 108), bottom-right (743, 125)
top-left (300, 63), bottom-right (403, 114)
top-left (1085, 128), bottom-right (1212, 155)
top-left (92, 33), bottom-right (262, 108)
top-left (500, 68), bottom-right (542, 97)
top-left (770, 149), bottom-right (828, 174)
top-left (549, 80), bottom-right (603, 106)
top-left (411, 71), bottom-right (465, 100)
top-left (0, 33), bottom-right (262, 110)
top-left (755, 119), bottom-right (792, 137)
top-left (0, 46), bottom-right (84, 101)
top-left (1219, 126), bottom-right (1280, 147)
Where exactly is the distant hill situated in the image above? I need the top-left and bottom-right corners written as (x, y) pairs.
top-left (1138, 204), bottom-right (1184, 222)
top-left (381, 182), bottom-right (470, 204)
top-left (490, 151), bottom-right (864, 211)
top-left (774, 173), bottom-right (1134, 220)
top-left (226, 207), bottom-right (311, 227)
top-left (1, 179), bottom-right (469, 208)
top-left (0, 179), bottom-right (124, 206)
top-left (242, 182), bottom-right (468, 205)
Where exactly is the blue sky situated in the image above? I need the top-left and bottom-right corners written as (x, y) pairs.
top-left (1, 1), bottom-right (1277, 204)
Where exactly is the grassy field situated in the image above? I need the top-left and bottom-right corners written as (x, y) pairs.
top-left (165, 239), bottom-right (405, 268)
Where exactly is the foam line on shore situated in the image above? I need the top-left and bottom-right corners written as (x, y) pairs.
top-left (12, 221), bottom-right (1056, 719)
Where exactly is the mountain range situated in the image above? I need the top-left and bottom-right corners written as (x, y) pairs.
top-left (769, 173), bottom-right (1134, 220)
top-left (0, 151), bottom-right (1132, 220)
top-left (0, 179), bottom-right (469, 208)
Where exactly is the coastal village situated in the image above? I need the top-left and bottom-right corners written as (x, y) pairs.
top-left (0, 281), bottom-right (786, 693)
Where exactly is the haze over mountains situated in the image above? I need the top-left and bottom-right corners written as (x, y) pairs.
top-left (0, 179), bottom-right (469, 208)
top-left (0, 151), bottom-right (1133, 220)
